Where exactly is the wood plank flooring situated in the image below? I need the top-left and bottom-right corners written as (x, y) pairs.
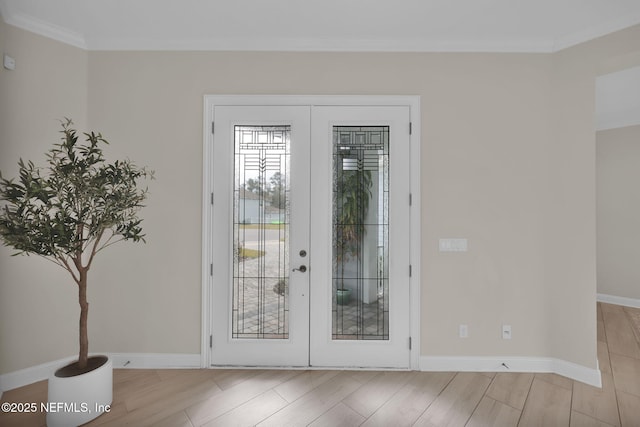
top-left (1, 302), bottom-right (639, 426)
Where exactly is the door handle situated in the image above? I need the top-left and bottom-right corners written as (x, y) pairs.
top-left (293, 265), bottom-right (307, 273)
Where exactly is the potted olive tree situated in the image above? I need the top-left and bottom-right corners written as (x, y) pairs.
top-left (334, 157), bottom-right (372, 305)
top-left (0, 119), bottom-right (153, 426)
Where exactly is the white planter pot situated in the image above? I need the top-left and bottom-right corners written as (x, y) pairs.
top-left (46, 355), bottom-right (113, 427)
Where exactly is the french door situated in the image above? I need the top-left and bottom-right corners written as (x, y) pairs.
top-left (207, 101), bottom-right (413, 368)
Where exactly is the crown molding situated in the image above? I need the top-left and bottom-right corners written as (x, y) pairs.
top-left (85, 35), bottom-right (556, 53)
top-left (0, 3), bottom-right (86, 49)
top-left (1, 3), bottom-right (639, 53)
top-left (553, 12), bottom-right (640, 52)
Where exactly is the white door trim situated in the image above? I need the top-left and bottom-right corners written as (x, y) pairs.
top-left (202, 95), bottom-right (421, 369)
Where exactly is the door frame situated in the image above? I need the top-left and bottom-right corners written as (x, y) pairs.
top-left (202, 95), bottom-right (422, 369)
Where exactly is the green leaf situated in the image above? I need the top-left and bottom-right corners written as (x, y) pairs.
top-left (0, 119), bottom-right (154, 269)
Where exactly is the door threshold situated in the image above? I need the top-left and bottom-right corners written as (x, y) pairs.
top-left (209, 365), bottom-right (412, 371)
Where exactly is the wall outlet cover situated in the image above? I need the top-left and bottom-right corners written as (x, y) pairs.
top-left (459, 324), bottom-right (468, 338)
top-left (502, 324), bottom-right (512, 340)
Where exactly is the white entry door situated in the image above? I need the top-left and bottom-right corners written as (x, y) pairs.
top-left (310, 106), bottom-right (411, 368)
top-left (208, 102), bottom-right (412, 368)
top-left (210, 106), bottom-right (311, 366)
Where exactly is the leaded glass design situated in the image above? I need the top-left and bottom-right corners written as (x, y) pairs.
top-left (233, 126), bottom-right (290, 339)
top-left (332, 126), bottom-right (389, 340)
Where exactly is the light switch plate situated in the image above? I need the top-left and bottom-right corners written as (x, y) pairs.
top-left (439, 238), bottom-right (468, 252)
top-left (3, 54), bottom-right (15, 70)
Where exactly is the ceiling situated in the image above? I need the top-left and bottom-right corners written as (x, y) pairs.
top-left (1, 0), bottom-right (640, 52)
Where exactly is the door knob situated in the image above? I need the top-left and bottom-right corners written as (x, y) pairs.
top-left (293, 265), bottom-right (307, 273)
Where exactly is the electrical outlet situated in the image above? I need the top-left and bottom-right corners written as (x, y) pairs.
top-left (459, 324), bottom-right (468, 338)
top-left (502, 324), bottom-right (512, 340)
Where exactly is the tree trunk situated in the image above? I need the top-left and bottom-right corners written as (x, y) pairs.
top-left (78, 268), bottom-right (89, 370)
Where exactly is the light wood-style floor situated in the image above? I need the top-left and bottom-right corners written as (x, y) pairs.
top-left (2, 302), bottom-right (640, 426)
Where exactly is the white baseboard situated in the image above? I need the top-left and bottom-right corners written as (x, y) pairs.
top-left (108, 353), bottom-right (201, 369)
top-left (0, 353), bottom-right (201, 393)
top-left (2, 352), bottom-right (602, 394)
top-left (0, 355), bottom-right (78, 396)
top-left (420, 356), bottom-right (602, 387)
top-left (597, 293), bottom-right (640, 309)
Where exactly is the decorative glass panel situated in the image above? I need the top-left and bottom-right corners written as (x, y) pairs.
top-left (233, 126), bottom-right (290, 339)
top-left (332, 126), bottom-right (389, 340)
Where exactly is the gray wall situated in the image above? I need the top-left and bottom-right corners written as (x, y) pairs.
top-left (2, 18), bottom-right (640, 374)
top-left (597, 125), bottom-right (640, 301)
